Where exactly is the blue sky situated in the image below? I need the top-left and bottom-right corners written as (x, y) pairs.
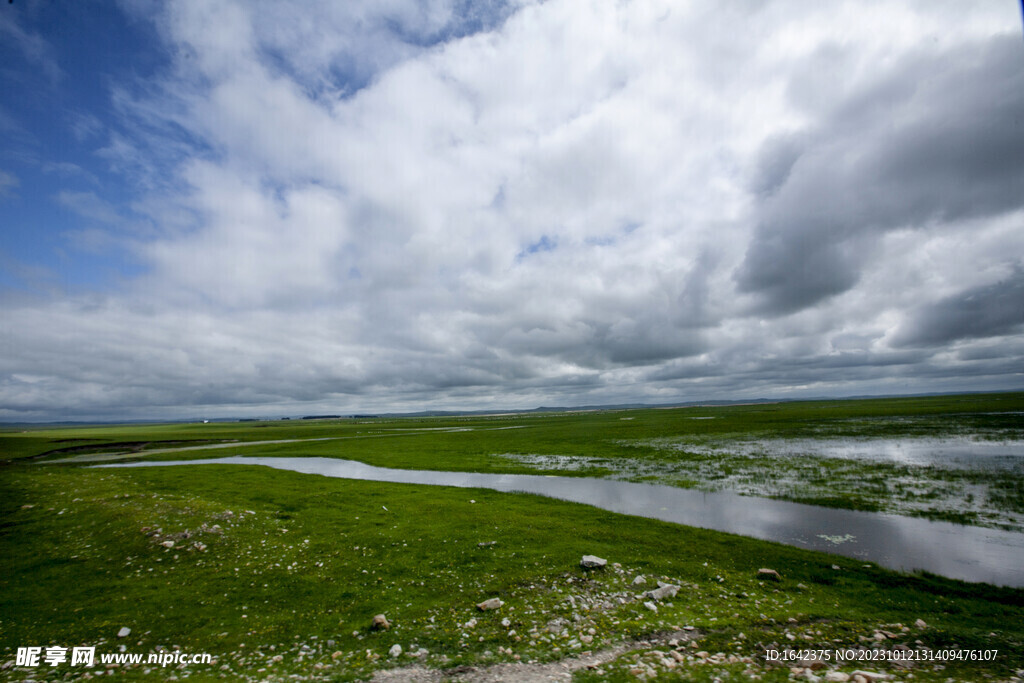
top-left (1, 2), bottom-right (161, 290)
top-left (1, 1), bottom-right (1023, 421)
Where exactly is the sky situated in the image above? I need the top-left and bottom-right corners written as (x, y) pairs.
top-left (1, 0), bottom-right (1023, 421)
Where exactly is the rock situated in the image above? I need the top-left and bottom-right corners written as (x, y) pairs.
top-left (849, 671), bottom-right (891, 682)
top-left (388, 644), bottom-right (402, 658)
top-left (161, 541), bottom-right (175, 549)
top-left (580, 555), bottom-right (607, 569)
top-left (371, 614), bottom-right (390, 631)
top-left (644, 584), bottom-right (680, 601)
top-left (477, 598), bottom-right (503, 611)
top-left (824, 672), bottom-right (850, 682)
top-left (632, 575), bottom-right (647, 585)
top-left (757, 568), bottom-right (782, 582)
top-left (545, 618), bottom-right (567, 634)
top-left (914, 619), bottom-right (927, 629)
top-left (117, 627), bottom-right (131, 638)
top-left (643, 601), bottom-right (658, 612)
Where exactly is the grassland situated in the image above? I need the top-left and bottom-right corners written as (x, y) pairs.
top-left (2, 393), bottom-right (1023, 681)
top-left (13, 392), bottom-right (1024, 529)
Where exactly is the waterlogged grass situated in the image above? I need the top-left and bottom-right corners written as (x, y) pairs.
top-left (621, 430), bottom-right (1024, 530)
top-left (1, 464), bottom-right (1023, 682)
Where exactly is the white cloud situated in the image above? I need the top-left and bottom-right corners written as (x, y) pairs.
top-left (2, 0), bottom-right (1022, 420)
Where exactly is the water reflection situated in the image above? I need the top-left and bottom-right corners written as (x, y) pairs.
top-left (96, 456), bottom-right (1024, 587)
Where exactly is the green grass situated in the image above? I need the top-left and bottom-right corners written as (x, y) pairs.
top-left (2, 464), bottom-right (1023, 681)
top-left (5, 392), bottom-right (1022, 465)
top-left (2, 392), bottom-right (1023, 680)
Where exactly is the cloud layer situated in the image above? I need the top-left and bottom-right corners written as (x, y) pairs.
top-left (2, 0), bottom-right (1023, 420)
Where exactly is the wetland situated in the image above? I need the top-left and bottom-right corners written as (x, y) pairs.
top-left (3, 392), bottom-right (1023, 681)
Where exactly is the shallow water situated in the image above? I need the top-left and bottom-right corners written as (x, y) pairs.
top-left (96, 456), bottom-right (1024, 587)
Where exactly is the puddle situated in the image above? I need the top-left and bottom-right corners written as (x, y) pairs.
top-left (95, 456), bottom-right (1024, 587)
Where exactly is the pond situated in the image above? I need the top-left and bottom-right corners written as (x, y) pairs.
top-left (96, 456), bottom-right (1024, 587)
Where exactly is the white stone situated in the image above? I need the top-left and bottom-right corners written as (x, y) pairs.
top-left (117, 627), bottom-right (131, 638)
top-left (645, 584), bottom-right (680, 601)
top-left (476, 598), bottom-right (503, 611)
top-left (580, 555), bottom-right (607, 569)
top-left (389, 644), bottom-right (402, 658)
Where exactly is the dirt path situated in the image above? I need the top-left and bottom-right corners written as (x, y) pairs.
top-left (371, 629), bottom-right (698, 682)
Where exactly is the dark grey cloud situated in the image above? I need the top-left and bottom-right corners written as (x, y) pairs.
top-left (647, 347), bottom-right (928, 384)
top-left (749, 132), bottom-right (806, 199)
top-left (483, 318), bottom-right (706, 370)
top-left (643, 345), bottom-right (1023, 401)
top-left (736, 36), bottom-right (1024, 316)
top-left (894, 269), bottom-right (1024, 347)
